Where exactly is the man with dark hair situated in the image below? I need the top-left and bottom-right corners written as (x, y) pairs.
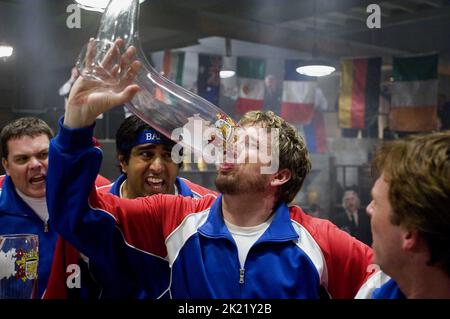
top-left (101, 114), bottom-right (208, 198)
top-left (366, 132), bottom-right (450, 298)
top-left (0, 117), bottom-right (110, 299)
top-left (44, 115), bottom-right (214, 298)
top-left (0, 117), bottom-right (57, 298)
top-left (46, 39), bottom-right (373, 298)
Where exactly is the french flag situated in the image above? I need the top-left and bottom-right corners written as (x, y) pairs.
top-left (280, 60), bottom-right (317, 125)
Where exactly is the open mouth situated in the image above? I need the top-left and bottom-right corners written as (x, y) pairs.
top-left (145, 177), bottom-right (166, 193)
top-left (29, 175), bottom-right (46, 185)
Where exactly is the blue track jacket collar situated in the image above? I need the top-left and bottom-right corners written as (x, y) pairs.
top-left (198, 194), bottom-right (299, 244)
top-left (0, 176), bottom-right (42, 223)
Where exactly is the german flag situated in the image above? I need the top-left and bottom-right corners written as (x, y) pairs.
top-left (338, 57), bottom-right (381, 130)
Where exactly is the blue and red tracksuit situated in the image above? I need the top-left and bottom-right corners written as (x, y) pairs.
top-left (0, 176), bottom-right (58, 298)
top-left (46, 120), bottom-right (373, 298)
top-left (0, 172), bottom-right (110, 299)
top-left (44, 171), bottom-right (215, 299)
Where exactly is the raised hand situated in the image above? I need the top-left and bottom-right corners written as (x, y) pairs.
top-left (64, 38), bottom-right (142, 128)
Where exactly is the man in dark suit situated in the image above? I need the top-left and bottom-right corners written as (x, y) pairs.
top-left (332, 190), bottom-right (372, 246)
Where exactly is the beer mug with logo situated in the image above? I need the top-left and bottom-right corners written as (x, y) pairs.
top-left (0, 234), bottom-right (38, 299)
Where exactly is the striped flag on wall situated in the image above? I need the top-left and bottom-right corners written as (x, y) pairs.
top-left (280, 60), bottom-right (317, 125)
top-left (155, 50), bottom-right (186, 104)
top-left (390, 54), bottom-right (438, 132)
top-left (338, 57), bottom-right (381, 130)
top-left (236, 57), bottom-right (266, 115)
top-left (163, 50), bottom-right (186, 86)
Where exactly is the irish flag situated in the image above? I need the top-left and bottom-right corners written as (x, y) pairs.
top-left (338, 57), bottom-right (381, 129)
top-left (390, 54), bottom-right (438, 132)
top-left (236, 57), bottom-right (266, 115)
top-left (280, 60), bottom-right (317, 125)
top-left (157, 50), bottom-right (187, 104)
top-left (163, 50), bottom-right (185, 86)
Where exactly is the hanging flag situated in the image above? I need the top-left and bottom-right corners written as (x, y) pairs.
top-left (390, 54), bottom-right (438, 132)
top-left (197, 54), bottom-right (221, 106)
top-left (163, 49), bottom-right (185, 86)
top-left (338, 57), bottom-right (381, 134)
top-left (155, 50), bottom-right (187, 104)
top-left (236, 57), bottom-right (266, 115)
top-left (280, 60), bottom-right (317, 125)
top-left (303, 110), bottom-right (328, 153)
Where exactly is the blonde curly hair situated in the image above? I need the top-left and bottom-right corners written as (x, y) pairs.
top-left (239, 111), bottom-right (311, 203)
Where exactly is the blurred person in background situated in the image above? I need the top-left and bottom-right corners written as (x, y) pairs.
top-left (332, 190), bottom-right (372, 245)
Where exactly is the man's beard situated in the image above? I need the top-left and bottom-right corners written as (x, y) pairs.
top-left (215, 171), bottom-right (269, 195)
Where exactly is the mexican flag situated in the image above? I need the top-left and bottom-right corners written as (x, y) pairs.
top-left (338, 57), bottom-right (381, 130)
top-left (280, 59), bottom-right (317, 125)
top-left (390, 54), bottom-right (438, 132)
top-left (235, 57), bottom-right (266, 115)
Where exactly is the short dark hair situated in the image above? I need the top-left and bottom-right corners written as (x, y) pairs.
top-left (115, 115), bottom-right (179, 164)
top-left (1, 117), bottom-right (53, 160)
top-left (372, 131), bottom-right (450, 276)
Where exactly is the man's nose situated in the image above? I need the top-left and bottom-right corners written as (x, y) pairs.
top-left (149, 156), bottom-right (164, 173)
top-left (29, 156), bottom-right (43, 169)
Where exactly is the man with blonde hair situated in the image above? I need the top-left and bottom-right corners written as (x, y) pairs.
top-left (46, 39), bottom-right (373, 298)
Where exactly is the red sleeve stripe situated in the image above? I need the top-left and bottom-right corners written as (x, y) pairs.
top-left (87, 198), bottom-right (168, 262)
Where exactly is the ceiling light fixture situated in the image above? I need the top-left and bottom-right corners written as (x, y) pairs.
top-left (220, 69), bottom-right (235, 79)
top-left (296, 61), bottom-right (335, 77)
top-left (75, 0), bottom-right (146, 12)
top-left (296, 3), bottom-right (335, 78)
top-left (220, 38), bottom-right (235, 79)
top-left (0, 43), bottom-right (13, 59)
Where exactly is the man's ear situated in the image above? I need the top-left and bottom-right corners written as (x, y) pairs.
top-left (117, 154), bottom-right (127, 174)
top-left (270, 168), bottom-right (291, 187)
top-left (2, 158), bottom-right (10, 176)
top-left (402, 228), bottom-right (420, 251)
